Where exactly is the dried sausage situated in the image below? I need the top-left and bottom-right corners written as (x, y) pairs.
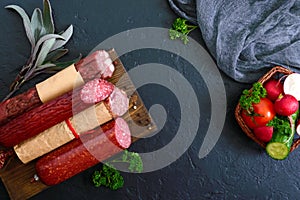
top-left (35, 118), bottom-right (131, 186)
top-left (0, 88), bottom-right (42, 126)
top-left (0, 50), bottom-right (115, 126)
top-left (0, 79), bottom-right (114, 147)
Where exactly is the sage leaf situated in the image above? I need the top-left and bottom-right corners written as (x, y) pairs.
top-left (40, 27), bottom-right (47, 38)
top-left (53, 54), bottom-right (82, 69)
top-left (35, 38), bottom-right (56, 67)
top-left (3, 0), bottom-right (75, 102)
top-left (43, 0), bottom-right (54, 34)
top-left (32, 34), bottom-right (64, 60)
top-left (32, 34), bottom-right (64, 65)
top-left (31, 8), bottom-right (43, 41)
top-left (50, 25), bottom-right (73, 51)
top-left (36, 63), bottom-right (56, 71)
top-left (5, 5), bottom-right (35, 48)
top-left (44, 49), bottom-right (68, 62)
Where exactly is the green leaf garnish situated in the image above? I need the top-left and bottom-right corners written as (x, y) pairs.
top-left (31, 8), bottom-right (43, 41)
top-left (52, 54), bottom-right (82, 70)
top-left (169, 18), bottom-right (197, 44)
top-left (92, 150), bottom-right (143, 190)
top-left (92, 164), bottom-right (124, 190)
top-left (239, 82), bottom-right (267, 113)
top-left (42, 0), bottom-right (54, 34)
top-left (3, 0), bottom-right (77, 101)
top-left (50, 25), bottom-right (73, 51)
top-left (108, 150), bottom-right (143, 173)
top-left (267, 116), bottom-right (291, 136)
top-left (5, 5), bottom-right (35, 48)
top-left (45, 49), bottom-right (69, 62)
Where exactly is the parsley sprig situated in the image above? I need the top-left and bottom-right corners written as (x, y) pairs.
top-left (109, 150), bottom-right (143, 173)
top-left (92, 150), bottom-right (143, 190)
top-left (169, 18), bottom-right (197, 44)
top-left (267, 116), bottom-right (291, 136)
top-left (239, 82), bottom-right (267, 114)
top-left (92, 164), bottom-right (124, 190)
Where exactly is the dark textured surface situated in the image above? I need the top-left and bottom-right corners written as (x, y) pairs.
top-left (0, 0), bottom-right (300, 199)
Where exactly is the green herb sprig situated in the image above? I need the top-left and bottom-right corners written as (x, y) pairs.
top-left (92, 164), bottom-right (124, 190)
top-left (239, 82), bottom-right (267, 114)
top-left (267, 116), bottom-right (291, 136)
top-left (92, 150), bottom-right (143, 190)
top-left (169, 18), bottom-right (197, 44)
top-left (3, 0), bottom-right (80, 101)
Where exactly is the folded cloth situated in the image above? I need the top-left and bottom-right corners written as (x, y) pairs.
top-left (168, 0), bottom-right (300, 83)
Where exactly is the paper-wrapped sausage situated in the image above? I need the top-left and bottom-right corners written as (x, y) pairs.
top-left (0, 50), bottom-right (115, 126)
top-left (14, 87), bottom-right (129, 164)
top-left (35, 117), bottom-right (131, 186)
top-left (0, 79), bottom-right (115, 147)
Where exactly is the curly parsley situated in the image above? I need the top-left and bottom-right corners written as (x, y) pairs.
top-left (267, 116), bottom-right (291, 136)
top-left (92, 150), bottom-right (143, 190)
top-left (169, 18), bottom-right (197, 44)
top-left (239, 82), bottom-right (267, 113)
top-left (92, 164), bottom-right (124, 190)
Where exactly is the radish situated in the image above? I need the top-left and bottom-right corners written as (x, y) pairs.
top-left (253, 126), bottom-right (273, 142)
top-left (264, 79), bottom-right (283, 101)
top-left (283, 73), bottom-right (300, 101)
top-left (274, 94), bottom-right (299, 116)
top-left (296, 120), bottom-right (300, 136)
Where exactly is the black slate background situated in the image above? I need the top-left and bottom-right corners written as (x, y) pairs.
top-left (0, 0), bottom-right (300, 199)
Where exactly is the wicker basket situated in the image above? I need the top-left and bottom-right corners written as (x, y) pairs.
top-left (235, 66), bottom-right (300, 152)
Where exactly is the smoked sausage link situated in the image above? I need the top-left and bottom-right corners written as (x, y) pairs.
top-left (0, 88), bottom-right (42, 126)
top-left (0, 79), bottom-right (114, 147)
top-left (35, 117), bottom-right (131, 186)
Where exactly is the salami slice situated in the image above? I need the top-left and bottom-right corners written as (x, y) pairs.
top-left (106, 87), bottom-right (129, 117)
top-left (80, 79), bottom-right (114, 104)
top-left (0, 79), bottom-right (114, 147)
top-left (35, 118), bottom-right (131, 186)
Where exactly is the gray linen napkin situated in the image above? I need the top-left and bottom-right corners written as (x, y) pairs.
top-left (168, 0), bottom-right (300, 83)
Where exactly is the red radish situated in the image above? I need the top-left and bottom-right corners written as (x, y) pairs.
top-left (274, 94), bottom-right (299, 116)
top-left (253, 126), bottom-right (273, 142)
top-left (283, 73), bottom-right (300, 101)
top-left (263, 79), bottom-right (283, 101)
top-left (296, 120), bottom-right (300, 136)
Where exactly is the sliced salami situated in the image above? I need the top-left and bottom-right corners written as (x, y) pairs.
top-left (80, 79), bottom-right (115, 104)
top-left (113, 117), bottom-right (131, 149)
top-left (106, 87), bottom-right (129, 117)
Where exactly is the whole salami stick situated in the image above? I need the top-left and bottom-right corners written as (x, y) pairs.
top-left (0, 50), bottom-right (115, 126)
top-left (14, 87), bottom-right (129, 164)
top-left (0, 79), bottom-right (114, 147)
top-left (35, 117), bottom-right (131, 186)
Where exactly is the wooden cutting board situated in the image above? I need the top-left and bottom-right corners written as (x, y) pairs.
top-left (0, 49), bottom-right (156, 200)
